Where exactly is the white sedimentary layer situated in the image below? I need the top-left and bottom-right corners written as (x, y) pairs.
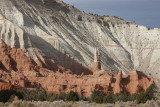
top-left (0, 0), bottom-right (160, 78)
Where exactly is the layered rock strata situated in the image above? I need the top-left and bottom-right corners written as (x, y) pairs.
top-left (0, 40), bottom-right (155, 97)
top-left (0, 0), bottom-right (160, 79)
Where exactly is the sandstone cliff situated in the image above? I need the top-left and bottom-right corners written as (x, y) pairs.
top-left (0, 40), bottom-right (155, 97)
top-left (0, 0), bottom-right (160, 79)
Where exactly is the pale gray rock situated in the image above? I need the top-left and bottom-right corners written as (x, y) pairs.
top-left (0, 0), bottom-right (160, 79)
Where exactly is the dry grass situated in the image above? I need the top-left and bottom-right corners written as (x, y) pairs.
top-left (0, 100), bottom-right (160, 107)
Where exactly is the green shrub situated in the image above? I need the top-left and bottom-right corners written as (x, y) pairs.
top-left (145, 84), bottom-right (157, 100)
top-left (130, 93), bottom-right (137, 101)
top-left (20, 87), bottom-right (47, 101)
top-left (135, 84), bottom-right (157, 104)
top-left (94, 96), bottom-right (103, 103)
top-left (91, 90), bottom-right (104, 103)
top-left (58, 92), bottom-right (66, 101)
top-left (47, 93), bottom-right (58, 102)
top-left (0, 83), bottom-right (157, 104)
top-left (30, 90), bottom-right (47, 101)
top-left (136, 91), bottom-right (147, 104)
top-left (113, 93), bottom-right (120, 102)
top-left (66, 91), bottom-right (79, 101)
top-left (80, 96), bottom-right (88, 101)
top-left (103, 94), bottom-right (114, 103)
top-left (113, 93), bottom-right (129, 102)
top-left (119, 93), bottom-right (129, 102)
top-left (8, 95), bottom-right (16, 102)
top-left (18, 89), bottom-right (30, 101)
top-left (77, 15), bottom-right (82, 21)
top-left (0, 90), bottom-right (23, 102)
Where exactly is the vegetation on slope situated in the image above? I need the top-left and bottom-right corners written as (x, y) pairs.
top-left (0, 84), bottom-right (157, 104)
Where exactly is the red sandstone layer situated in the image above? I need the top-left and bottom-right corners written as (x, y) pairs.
top-left (0, 39), bottom-right (155, 97)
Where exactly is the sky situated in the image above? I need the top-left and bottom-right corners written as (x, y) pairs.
top-left (61, 0), bottom-right (160, 29)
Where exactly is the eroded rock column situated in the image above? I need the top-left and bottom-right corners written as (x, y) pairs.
top-left (114, 71), bottom-right (122, 94)
top-left (93, 48), bottom-right (101, 70)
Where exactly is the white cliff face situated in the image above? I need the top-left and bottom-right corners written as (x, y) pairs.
top-left (0, 0), bottom-right (160, 78)
top-left (108, 21), bottom-right (160, 77)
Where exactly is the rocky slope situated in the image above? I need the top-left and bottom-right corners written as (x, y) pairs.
top-left (0, 39), bottom-right (155, 97)
top-left (0, 0), bottom-right (160, 79)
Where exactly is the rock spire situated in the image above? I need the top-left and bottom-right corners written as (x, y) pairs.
top-left (93, 47), bottom-right (101, 70)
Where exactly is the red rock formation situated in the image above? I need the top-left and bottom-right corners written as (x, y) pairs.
top-left (0, 39), bottom-right (37, 72)
top-left (114, 71), bottom-right (122, 94)
top-left (0, 82), bottom-right (13, 90)
top-left (0, 39), bottom-right (156, 97)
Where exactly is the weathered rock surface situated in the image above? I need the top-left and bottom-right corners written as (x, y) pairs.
top-left (0, 39), bottom-right (38, 72)
top-left (0, 0), bottom-right (160, 79)
top-left (0, 40), bottom-right (155, 97)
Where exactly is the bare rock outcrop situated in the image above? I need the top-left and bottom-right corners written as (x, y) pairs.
top-left (0, 41), bottom-right (155, 97)
top-left (0, 39), bottom-right (37, 72)
top-left (93, 48), bottom-right (101, 71)
top-left (114, 71), bottom-right (122, 94)
top-left (0, 0), bottom-right (160, 79)
top-left (0, 0), bottom-right (157, 97)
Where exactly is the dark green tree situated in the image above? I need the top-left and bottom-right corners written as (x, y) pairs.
top-left (20, 87), bottom-right (47, 101)
top-left (103, 94), bottom-right (114, 103)
top-left (135, 84), bottom-right (157, 104)
top-left (136, 91), bottom-right (146, 104)
top-left (145, 84), bottom-right (157, 100)
top-left (94, 96), bottom-right (103, 103)
top-left (91, 90), bottom-right (104, 103)
top-left (58, 92), bottom-right (66, 100)
top-left (66, 91), bottom-right (79, 101)
top-left (0, 90), bottom-right (23, 102)
top-left (47, 93), bottom-right (58, 102)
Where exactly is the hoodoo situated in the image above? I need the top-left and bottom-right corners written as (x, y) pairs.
top-left (93, 48), bottom-right (101, 70)
top-left (0, 40), bottom-right (156, 97)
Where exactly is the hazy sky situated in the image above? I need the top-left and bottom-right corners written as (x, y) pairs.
top-left (61, 0), bottom-right (160, 28)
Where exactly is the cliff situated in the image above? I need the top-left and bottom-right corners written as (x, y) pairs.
top-left (0, 40), bottom-right (155, 97)
top-left (0, 0), bottom-right (160, 79)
